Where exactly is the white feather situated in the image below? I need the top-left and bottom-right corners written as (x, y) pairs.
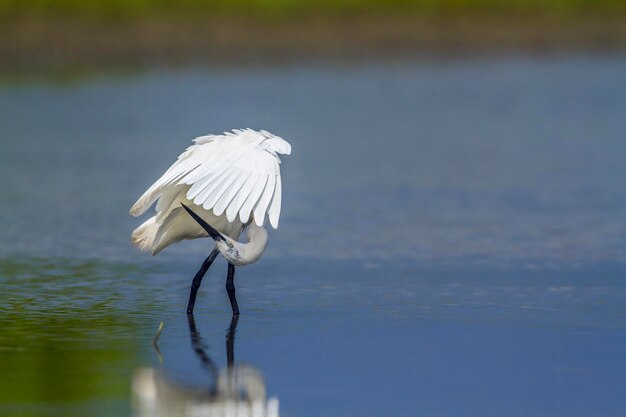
top-left (253, 174), bottom-right (276, 227)
top-left (239, 175), bottom-right (267, 224)
top-left (268, 174), bottom-right (282, 228)
top-left (130, 128), bottom-right (291, 255)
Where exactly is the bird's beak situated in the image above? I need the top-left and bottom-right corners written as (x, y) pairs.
top-left (181, 203), bottom-right (224, 242)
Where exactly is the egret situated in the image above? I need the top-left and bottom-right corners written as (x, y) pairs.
top-left (129, 128), bottom-right (291, 316)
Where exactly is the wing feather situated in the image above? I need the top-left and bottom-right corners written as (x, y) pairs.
top-left (193, 165), bottom-right (237, 205)
top-left (129, 148), bottom-right (201, 216)
top-left (216, 169), bottom-right (252, 220)
top-left (130, 129), bottom-right (291, 229)
top-left (226, 170), bottom-right (257, 222)
top-left (202, 166), bottom-right (240, 210)
top-left (214, 168), bottom-right (251, 217)
top-left (253, 174), bottom-right (276, 227)
top-left (268, 174), bottom-right (282, 228)
top-left (239, 175), bottom-right (268, 224)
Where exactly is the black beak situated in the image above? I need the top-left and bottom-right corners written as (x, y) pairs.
top-left (181, 203), bottom-right (224, 242)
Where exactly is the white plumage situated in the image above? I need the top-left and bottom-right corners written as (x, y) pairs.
top-left (130, 128), bottom-right (291, 257)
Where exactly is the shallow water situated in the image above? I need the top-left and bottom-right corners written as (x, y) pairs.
top-left (1, 53), bottom-right (625, 417)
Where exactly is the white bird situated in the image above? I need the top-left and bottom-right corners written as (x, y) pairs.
top-left (129, 128), bottom-right (291, 316)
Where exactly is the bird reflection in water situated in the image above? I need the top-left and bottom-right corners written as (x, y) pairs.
top-left (132, 315), bottom-right (279, 417)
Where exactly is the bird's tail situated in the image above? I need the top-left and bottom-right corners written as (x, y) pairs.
top-left (131, 217), bottom-right (158, 253)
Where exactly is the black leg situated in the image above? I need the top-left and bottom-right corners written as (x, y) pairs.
top-left (226, 263), bottom-right (240, 316)
top-left (226, 315), bottom-right (239, 368)
top-left (187, 247), bottom-right (220, 314)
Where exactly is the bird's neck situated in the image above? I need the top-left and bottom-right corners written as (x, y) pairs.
top-left (242, 223), bottom-right (268, 262)
top-left (218, 223), bottom-right (268, 266)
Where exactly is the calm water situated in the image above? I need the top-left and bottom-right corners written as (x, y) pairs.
top-left (1, 54), bottom-right (625, 417)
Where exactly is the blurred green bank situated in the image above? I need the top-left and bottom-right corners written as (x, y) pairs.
top-left (1, 0), bottom-right (625, 18)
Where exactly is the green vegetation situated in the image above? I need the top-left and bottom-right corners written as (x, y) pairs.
top-left (1, 0), bottom-right (623, 72)
top-left (0, 257), bottom-right (157, 416)
top-left (1, 0), bottom-right (625, 18)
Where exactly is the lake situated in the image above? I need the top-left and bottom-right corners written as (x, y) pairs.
top-left (0, 53), bottom-right (625, 417)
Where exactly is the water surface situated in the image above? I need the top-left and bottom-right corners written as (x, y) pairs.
top-left (0, 53), bottom-right (625, 417)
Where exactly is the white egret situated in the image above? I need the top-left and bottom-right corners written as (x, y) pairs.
top-left (130, 128), bottom-right (291, 316)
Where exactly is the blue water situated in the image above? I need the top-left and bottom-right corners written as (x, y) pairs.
top-left (0, 53), bottom-right (625, 417)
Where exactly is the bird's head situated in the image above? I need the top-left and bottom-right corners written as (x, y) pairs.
top-left (181, 203), bottom-right (267, 266)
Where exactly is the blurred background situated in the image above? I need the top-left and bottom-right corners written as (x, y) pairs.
top-left (1, 0), bottom-right (625, 72)
top-left (1, 2), bottom-right (625, 417)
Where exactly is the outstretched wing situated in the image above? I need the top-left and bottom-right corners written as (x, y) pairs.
top-left (130, 128), bottom-right (291, 228)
